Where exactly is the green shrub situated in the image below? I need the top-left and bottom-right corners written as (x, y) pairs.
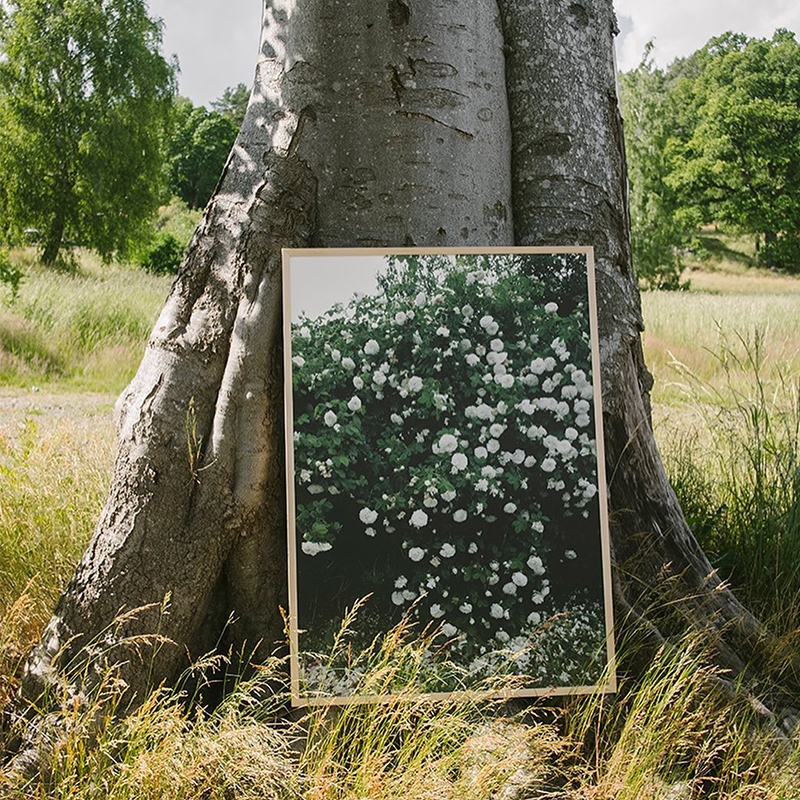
top-left (0, 250), bottom-right (23, 302)
top-left (138, 233), bottom-right (184, 275)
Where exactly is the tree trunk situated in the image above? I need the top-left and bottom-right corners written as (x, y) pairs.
top-left (41, 206), bottom-right (66, 267)
top-left (15, 0), bottom-right (799, 730)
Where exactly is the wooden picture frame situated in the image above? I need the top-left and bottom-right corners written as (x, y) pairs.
top-left (282, 247), bottom-right (615, 706)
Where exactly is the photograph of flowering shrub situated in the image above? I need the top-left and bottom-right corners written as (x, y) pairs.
top-left (283, 249), bottom-right (614, 702)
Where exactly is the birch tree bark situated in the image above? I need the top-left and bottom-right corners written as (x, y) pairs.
top-left (16, 0), bottom-right (797, 725)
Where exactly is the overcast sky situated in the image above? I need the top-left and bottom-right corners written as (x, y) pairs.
top-left (147, 1), bottom-right (800, 107)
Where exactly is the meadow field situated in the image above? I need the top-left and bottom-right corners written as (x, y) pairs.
top-left (2, 245), bottom-right (800, 797)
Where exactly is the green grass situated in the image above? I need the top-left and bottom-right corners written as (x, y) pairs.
top-left (4, 235), bottom-right (800, 797)
top-left (0, 248), bottom-right (171, 393)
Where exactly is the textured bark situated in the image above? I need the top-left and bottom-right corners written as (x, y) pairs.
top-left (15, 0), bottom-right (797, 733)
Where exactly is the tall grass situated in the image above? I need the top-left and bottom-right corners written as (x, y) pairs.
top-left (0, 417), bottom-right (115, 720)
top-left (656, 331), bottom-right (800, 642)
top-left (642, 291), bottom-right (800, 406)
top-left (0, 249), bottom-right (170, 392)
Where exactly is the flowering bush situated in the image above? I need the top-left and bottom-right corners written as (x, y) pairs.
top-left (289, 253), bottom-right (608, 690)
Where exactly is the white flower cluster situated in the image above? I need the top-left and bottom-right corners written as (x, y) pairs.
top-left (290, 253), bottom-right (605, 671)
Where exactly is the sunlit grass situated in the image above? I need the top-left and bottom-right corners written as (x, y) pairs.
top-left (642, 290), bottom-right (800, 406)
top-left (0, 248), bottom-right (170, 393)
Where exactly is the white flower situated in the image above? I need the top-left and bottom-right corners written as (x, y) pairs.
top-left (524, 455), bottom-right (536, 467)
top-left (414, 291), bottom-right (427, 307)
top-left (527, 555), bottom-right (545, 574)
top-left (307, 485), bottom-right (324, 495)
top-left (408, 547), bottom-right (425, 562)
top-left (410, 509), bottom-right (429, 528)
top-left (359, 507), bottom-right (378, 525)
top-left (565, 549), bottom-right (577, 560)
top-left (459, 602), bottom-right (473, 613)
top-left (503, 502), bottom-right (517, 514)
top-left (301, 541), bottom-right (332, 556)
top-left (574, 399), bottom-right (590, 414)
top-left (408, 376), bottom-right (423, 392)
top-left (453, 509), bottom-right (467, 523)
top-left (394, 311), bottom-right (407, 324)
top-left (497, 374), bottom-right (514, 389)
top-left (391, 413), bottom-right (404, 425)
top-left (565, 427), bottom-right (579, 441)
top-left (479, 315), bottom-right (499, 335)
top-left (487, 439), bottom-right (500, 454)
top-left (372, 370), bottom-right (386, 386)
top-left (541, 457), bottom-right (557, 473)
top-left (438, 433), bottom-right (458, 453)
top-left (364, 339), bottom-right (380, 355)
top-left (496, 629), bottom-right (510, 643)
top-left (430, 604), bottom-right (444, 618)
top-left (490, 603), bottom-right (505, 619)
top-left (481, 465), bottom-right (497, 478)
top-left (392, 591), bottom-right (405, 606)
top-left (489, 422), bottom-right (505, 438)
top-left (451, 452), bottom-right (468, 472)
top-left (324, 410), bottom-right (337, 427)
top-left (467, 542), bottom-right (478, 554)
top-left (512, 571), bottom-right (528, 587)
top-left (502, 582), bottom-right (517, 595)
top-left (556, 439), bottom-right (574, 456)
top-left (353, 375), bottom-right (364, 389)
top-left (436, 326), bottom-right (450, 337)
top-left (475, 403), bottom-right (494, 420)
top-left (365, 527), bottom-right (376, 537)
top-left (441, 623), bottom-right (458, 637)
top-left (442, 489), bottom-right (456, 502)
top-left (394, 575), bottom-right (408, 588)
top-left (440, 543), bottom-right (456, 558)
top-left (330, 348), bottom-right (341, 362)
top-left (348, 396), bottom-right (362, 412)
top-left (490, 338), bottom-right (504, 352)
top-left (527, 611), bottom-right (541, 625)
top-left (544, 302), bottom-right (558, 314)
top-left (576, 413), bottom-right (591, 427)
top-left (299, 326), bottom-right (311, 339)
top-left (466, 353), bottom-right (480, 366)
top-left (475, 478), bottom-right (489, 492)
top-left (338, 357), bottom-right (354, 371)
top-left (291, 355), bottom-right (305, 367)
top-left (474, 446), bottom-right (488, 459)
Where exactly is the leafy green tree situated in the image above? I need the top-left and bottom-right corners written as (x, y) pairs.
top-left (619, 46), bottom-right (688, 290)
top-left (167, 98), bottom-right (238, 209)
top-left (666, 30), bottom-right (800, 269)
top-left (210, 82), bottom-right (249, 129)
top-left (0, 0), bottom-right (176, 265)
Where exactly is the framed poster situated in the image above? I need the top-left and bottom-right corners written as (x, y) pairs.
top-left (283, 248), bottom-right (615, 705)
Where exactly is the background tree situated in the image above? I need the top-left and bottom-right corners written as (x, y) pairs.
top-left (665, 30), bottom-right (800, 269)
top-left (0, 0), bottom-right (176, 265)
top-left (210, 82), bottom-right (250, 129)
top-left (13, 0), bottom-right (800, 764)
top-left (619, 45), bottom-right (688, 289)
top-left (167, 98), bottom-right (239, 209)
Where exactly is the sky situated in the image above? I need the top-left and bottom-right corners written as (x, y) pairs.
top-left (147, 0), bottom-right (800, 107)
